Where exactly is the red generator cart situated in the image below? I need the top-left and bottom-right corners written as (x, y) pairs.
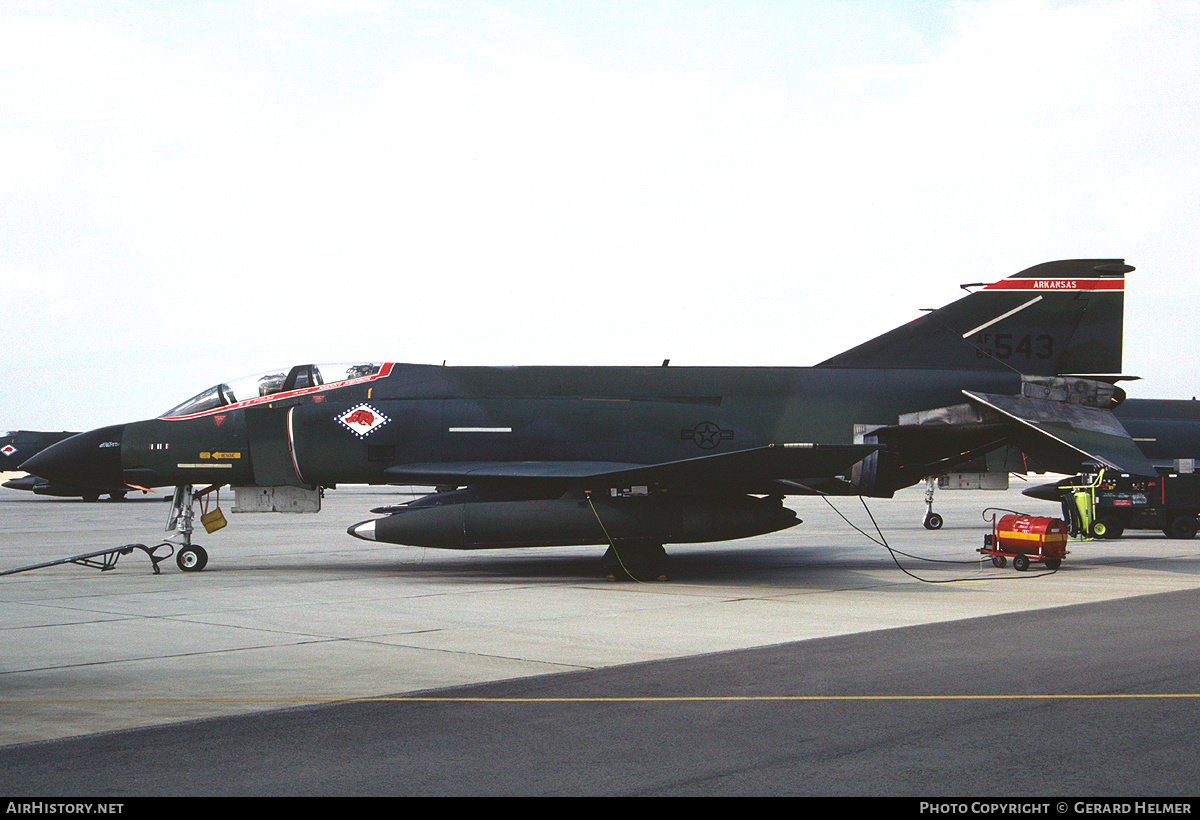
top-left (980, 513), bottom-right (1068, 571)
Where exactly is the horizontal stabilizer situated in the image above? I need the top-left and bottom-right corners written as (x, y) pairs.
top-left (964, 390), bottom-right (1157, 476)
top-left (384, 444), bottom-right (879, 490)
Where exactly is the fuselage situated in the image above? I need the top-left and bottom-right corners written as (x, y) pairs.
top-left (105, 362), bottom-right (1024, 490)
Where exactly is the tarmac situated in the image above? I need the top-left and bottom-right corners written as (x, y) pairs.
top-left (2, 480), bottom-right (1199, 796)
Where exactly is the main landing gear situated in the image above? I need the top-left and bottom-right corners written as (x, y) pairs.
top-left (923, 477), bottom-right (944, 530)
top-left (603, 540), bottom-right (668, 582)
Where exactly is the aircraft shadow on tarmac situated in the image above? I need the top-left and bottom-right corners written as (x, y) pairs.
top-left (218, 541), bottom-right (991, 585)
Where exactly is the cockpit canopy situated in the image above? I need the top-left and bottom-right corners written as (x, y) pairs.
top-left (162, 362), bottom-right (386, 418)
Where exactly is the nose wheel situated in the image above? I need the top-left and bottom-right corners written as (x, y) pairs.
top-left (176, 544), bottom-right (209, 572)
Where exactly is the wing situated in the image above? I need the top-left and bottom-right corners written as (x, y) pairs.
top-left (383, 443), bottom-right (879, 493)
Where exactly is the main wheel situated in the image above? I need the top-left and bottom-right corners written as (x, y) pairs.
top-left (1044, 558), bottom-right (1062, 570)
top-left (603, 541), bottom-right (667, 582)
top-left (1013, 554), bottom-right (1030, 572)
top-left (923, 512), bottom-right (943, 530)
top-left (176, 544), bottom-right (208, 572)
top-left (991, 555), bottom-right (1007, 568)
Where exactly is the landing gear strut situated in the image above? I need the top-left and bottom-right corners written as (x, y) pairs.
top-left (923, 477), bottom-right (944, 530)
top-left (167, 484), bottom-right (217, 572)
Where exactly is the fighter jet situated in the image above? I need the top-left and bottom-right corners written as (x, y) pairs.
top-left (22, 259), bottom-right (1152, 576)
top-left (1, 430), bottom-right (129, 500)
top-left (2, 430), bottom-right (75, 472)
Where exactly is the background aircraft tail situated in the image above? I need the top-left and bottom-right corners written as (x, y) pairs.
top-left (816, 259), bottom-right (1131, 375)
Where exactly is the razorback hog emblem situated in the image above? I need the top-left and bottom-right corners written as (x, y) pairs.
top-left (337, 403), bottom-right (390, 438)
top-left (345, 409), bottom-right (375, 426)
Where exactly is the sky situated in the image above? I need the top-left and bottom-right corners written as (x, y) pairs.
top-left (3, 0), bottom-right (1199, 430)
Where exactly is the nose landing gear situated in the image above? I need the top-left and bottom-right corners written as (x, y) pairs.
top-left (167, 484), bottom-right (220, 572)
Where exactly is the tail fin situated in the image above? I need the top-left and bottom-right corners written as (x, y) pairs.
top-left (816, 259), bottom-right (1131, 375)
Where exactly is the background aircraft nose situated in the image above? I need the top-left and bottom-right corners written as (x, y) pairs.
top-left (19, 424), bottom-right (126, 490)
top-left (1021, 479), bottom-right (1070, 502)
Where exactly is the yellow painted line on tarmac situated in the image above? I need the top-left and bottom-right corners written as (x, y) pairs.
top-left (3, 693), bottom-right (1199, 705)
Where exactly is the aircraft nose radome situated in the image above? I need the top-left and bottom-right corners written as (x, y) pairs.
top-left (347, 520), bottom-right (377, 541)
top-left (1022, 480), bottom-right (1069, 502)
top-left (19, 424), bottom-right (126, 490)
